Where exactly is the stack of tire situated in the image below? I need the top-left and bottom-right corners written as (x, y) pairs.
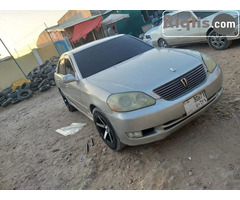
top-left (27, 56), bottom-right (58, 92)
top-left (0, 56), bottom-right (59, 108)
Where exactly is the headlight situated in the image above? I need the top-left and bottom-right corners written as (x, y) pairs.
top-left (107, 92), bottom-right (156, 112)
top-left (146, 35), bottom-right (151, 39)
top-left (201, 53), bottom-right (217, 73)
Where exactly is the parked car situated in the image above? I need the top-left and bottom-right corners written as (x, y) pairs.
top-left (55, 34), bottom-right (223, 151)
top-left (147, 10), bottom-right (240, 50)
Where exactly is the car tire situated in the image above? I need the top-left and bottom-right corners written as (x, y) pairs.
top-left (1, 98), bottom-right (13, 108)
top-left (7, 90), bottom-right (19, 99)
top-left (20, 82), bottom-right (30, 90)
top-left (59, 89), bottom-right (77, 112)
top-left (39, 84), bottom-right (51, 92)
top-left (17, 89), bottom-right (32, 101)
top-left (0, 96), bottom-right (6, 106)
top-left (93, 108), bottom-right (125, 151)
top-left (11, 97), bottom-right (20, 104)
top-left (207, 30), bottom-right (232, 50)
top-left (158, 38), bottom-right (169, 48)
top-left (38, 79), bottom-right (50, 89)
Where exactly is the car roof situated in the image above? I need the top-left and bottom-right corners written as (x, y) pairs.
top-left (63, 34), bottom-right (124, 56)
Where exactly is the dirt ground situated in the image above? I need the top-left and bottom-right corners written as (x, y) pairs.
top-left (0, 40), bottom-right (240, 190)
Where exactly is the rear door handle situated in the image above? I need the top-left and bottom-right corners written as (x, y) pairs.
top-left (178, 29), bottom-right (182, 31)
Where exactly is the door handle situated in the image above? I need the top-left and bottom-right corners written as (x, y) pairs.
top-left (178, 29), bottom-right (182, 31)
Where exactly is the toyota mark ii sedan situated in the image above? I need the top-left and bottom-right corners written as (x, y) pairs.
top-left (54, 34), bottom-right (223, 151)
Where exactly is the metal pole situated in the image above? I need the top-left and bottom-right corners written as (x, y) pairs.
top-left (44, 22), bottom-right (60, 56)
top-left (0, 38), bottom-right (27, 78)
top-left (14, 48), bottom-right (19, 58)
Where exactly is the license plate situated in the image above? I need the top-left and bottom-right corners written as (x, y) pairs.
top-left (183, 92), bottom-right (208, 116)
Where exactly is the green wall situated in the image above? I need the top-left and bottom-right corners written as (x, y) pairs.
top-left (103, 10), bottom-right (151, 37)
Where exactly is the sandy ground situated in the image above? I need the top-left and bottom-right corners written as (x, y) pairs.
top-left (0, 40), bottom-right (240, 190)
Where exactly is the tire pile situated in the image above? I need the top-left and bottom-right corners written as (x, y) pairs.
top-left (0, 56), bottom-right (59, 108)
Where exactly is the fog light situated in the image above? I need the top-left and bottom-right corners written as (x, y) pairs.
top-left (126, 131), bottom-right (143, 138)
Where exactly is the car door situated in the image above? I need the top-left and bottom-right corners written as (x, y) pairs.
top-left (162, 13), bottom-right (180, 45)
top-left (55, 58), bottom-right (67, 93)
top-left (64, 56), bottom-right (89, 114)
top-left (176, 11), bottom-right (201, 44)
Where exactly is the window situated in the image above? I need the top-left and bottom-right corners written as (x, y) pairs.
top-left (57, 59), bottom-right (66, 75)
top-left (65, 59), bottom-right (75, 76)
top-left (164, 14), bottom-right (177, 28)
top-left (73, 35), bottom-right (153, 78)
top-left (178, 11), bottom-right (194, 21)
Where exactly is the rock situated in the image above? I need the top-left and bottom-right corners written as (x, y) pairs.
top-left (189, 170), bottom-right (193, 176)
top-left (188, 157), bottom-right (192, 161)
top-left (52, 149), bottom-right (60, 153)
top-left (168, 176), bottom-right (175, 184)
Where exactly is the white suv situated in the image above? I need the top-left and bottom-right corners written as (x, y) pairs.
top-left (148, 10), bottom-right (240, 50)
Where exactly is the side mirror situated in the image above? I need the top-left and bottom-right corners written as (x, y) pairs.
top-left (62, 74), bottom-right (77, 83)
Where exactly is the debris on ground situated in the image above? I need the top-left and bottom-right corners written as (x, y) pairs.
top-left (91, 137), bottom-right (94, 146)
top-left (55, 123), bottom-right (86, 136)
top-left (80, 157), bottom-right (84, 162)
top-left (86, 142), bottom-right (89, 155)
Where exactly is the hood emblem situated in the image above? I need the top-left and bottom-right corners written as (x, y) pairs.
top-left (181, 78), bottom-right (188, 88)
top-left (170, 68), bottom-right (176, 72)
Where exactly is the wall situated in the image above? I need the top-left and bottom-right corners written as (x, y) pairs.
top-left (37, 43), bottom-right (59, 62)
top-left (0, 52), bottom-right (39, 90)
top-left (0, 43), bottom-right (59, 90)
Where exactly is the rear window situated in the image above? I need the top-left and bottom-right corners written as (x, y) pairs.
top-left (73, 35), bottom-right (153, 78)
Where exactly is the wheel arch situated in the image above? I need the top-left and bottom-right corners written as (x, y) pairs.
top-left (206, 27), bottom-right (214, 36)
top-left (90, 104), bottom-right (97, 114)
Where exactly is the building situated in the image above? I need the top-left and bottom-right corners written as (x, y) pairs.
top-left (102, 10), bottom-right (164, 37)
top-left (36, 10), bottom-right (106, 55)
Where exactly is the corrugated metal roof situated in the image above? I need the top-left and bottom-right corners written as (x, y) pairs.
top-left (47, 14), bottom-right (102, 32)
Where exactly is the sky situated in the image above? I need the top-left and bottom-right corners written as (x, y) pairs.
top-left (0, 10), bottom-right (67, 58)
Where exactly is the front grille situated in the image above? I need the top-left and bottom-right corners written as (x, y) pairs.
top-left (153, 64), bottom-right (206, 100)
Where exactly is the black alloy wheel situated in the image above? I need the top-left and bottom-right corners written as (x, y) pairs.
top-left (93, 108), bottom-right (125, 151)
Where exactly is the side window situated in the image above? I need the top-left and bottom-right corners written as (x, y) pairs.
top-left (163, 14), bottom-right (177, 28)
top-left (57, 59), bottom-right (66, 75)
top-left (65, 59), bottom-right (75, 76)
top-left (178, 11), bottom-right (194, 21)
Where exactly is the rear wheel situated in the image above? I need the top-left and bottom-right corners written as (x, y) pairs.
top-left (207, 30), bottom-right (232, 50)
top-left (93, 108), bottom-right (125, 151)
top-left (59, 89), bottom-right (77, 112)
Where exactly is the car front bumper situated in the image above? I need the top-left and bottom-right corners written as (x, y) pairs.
top-left (106, 65), bottom-right (223, 146)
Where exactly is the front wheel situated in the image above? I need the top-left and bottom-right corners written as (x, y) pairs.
top-left (207, 30), bottom-right (232, 50)
top-left (93, 108), bottom-right (125, 151)
top-left (158, 38), bottom-right (169, 48)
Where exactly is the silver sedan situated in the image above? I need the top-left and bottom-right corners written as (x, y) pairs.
top-left (54, 34), bottom-right (223, 151)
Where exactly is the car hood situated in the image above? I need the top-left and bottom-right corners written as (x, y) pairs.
top-left (145, 26), bottom-right (159, 36)
top-left (86, 48), bottom-right (203, 95)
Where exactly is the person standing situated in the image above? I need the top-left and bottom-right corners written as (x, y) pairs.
top-left (108, 25), bottom-right (117, 36)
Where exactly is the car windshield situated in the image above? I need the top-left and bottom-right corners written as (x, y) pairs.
top-left (152, 18), bottom-right (162, 27)
top-left (73, 35), bottom-right (153, 78)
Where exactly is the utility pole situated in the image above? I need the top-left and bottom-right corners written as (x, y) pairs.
top-left (44, 22), bottom-right (60, 56)
top-left (14, 48), bottom-right (19, 58)
top-left (0, 38), bottom-right (27, 78)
